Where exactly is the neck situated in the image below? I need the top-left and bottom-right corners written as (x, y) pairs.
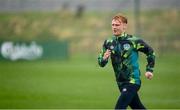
top-left (115, 32), bottom-right (126, 37)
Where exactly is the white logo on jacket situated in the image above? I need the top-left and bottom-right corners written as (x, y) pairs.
top-left (123, 43), bottom-right (130, 50)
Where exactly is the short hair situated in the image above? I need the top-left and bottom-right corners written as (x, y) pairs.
top-left (112, 14), bottom-right (128, 24)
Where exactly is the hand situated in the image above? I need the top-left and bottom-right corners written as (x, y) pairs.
top-left (145, 72), bottom-right (153, 80)
top-left (103, 49), bottom-right (111, 60)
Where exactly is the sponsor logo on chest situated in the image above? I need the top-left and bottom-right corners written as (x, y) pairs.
top-left (110, 45), bottom-right (114, 50)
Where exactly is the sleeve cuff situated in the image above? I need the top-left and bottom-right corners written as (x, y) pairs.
top-left (146, 67), bottom-right (154, 72)
top-left (98, 58), bottom-right (108, 67)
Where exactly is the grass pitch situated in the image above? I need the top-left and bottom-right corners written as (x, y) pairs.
top-left (0, 54), bottom-right (180, 109)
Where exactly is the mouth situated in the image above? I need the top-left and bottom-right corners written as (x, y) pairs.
top-left (113, 30), bottom-right (117, 33)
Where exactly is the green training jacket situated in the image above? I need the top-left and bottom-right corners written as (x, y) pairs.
top-left (98, 33), bottom-right (155, 86)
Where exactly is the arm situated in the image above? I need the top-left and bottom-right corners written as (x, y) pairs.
top-left (98, 40), bottom-right (111, 67)
top-left (136, 39), bottom-right (155, 79)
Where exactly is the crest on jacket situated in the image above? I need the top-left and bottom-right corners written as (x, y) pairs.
top-left (123, 43), bottom-right (131, 50)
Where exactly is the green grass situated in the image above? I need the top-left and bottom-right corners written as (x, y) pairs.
top-left (0, 54), bottom-right (180, 109)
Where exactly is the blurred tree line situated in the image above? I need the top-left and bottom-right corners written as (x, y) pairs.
top-left (0, 8), bottom-right (180, 57)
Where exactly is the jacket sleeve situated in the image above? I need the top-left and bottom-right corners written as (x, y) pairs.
top-left (98, 40), bottom-right (108, 67)
top-left (136, 39), bottom-right (155, 72)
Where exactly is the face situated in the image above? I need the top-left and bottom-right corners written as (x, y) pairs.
top-left (112, 19), bottom-right (127, 36)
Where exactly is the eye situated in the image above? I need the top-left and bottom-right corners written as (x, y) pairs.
top-left (112, 24), bottom-right (120, 26)
top-left (115, 24), bottom-right (120, 26)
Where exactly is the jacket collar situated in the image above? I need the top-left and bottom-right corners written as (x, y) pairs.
top-left (113, 32), bottom-right (127, 40)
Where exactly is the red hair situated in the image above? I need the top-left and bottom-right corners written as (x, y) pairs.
top-left (112, 14), bottom-right (128, 24)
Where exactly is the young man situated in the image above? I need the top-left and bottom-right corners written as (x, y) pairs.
top-left (98, 14), bottom-right (155, 109)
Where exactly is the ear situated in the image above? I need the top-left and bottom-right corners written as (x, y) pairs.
top-left (123, 23), bottom-right (127, 30)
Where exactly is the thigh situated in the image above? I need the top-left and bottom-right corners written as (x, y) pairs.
top-left (129, 92), bottom-right (146, 109)
top-left (115, 85), bottom-right (137, 109)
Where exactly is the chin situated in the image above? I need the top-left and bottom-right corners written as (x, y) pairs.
top-left (113, 33), bottom-right (120, 36)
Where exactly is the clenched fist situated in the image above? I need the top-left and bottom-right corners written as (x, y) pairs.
top-left (103, 49), bottom-right (111, 60)
top-left (145, 72), bottom-right (153, 80)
